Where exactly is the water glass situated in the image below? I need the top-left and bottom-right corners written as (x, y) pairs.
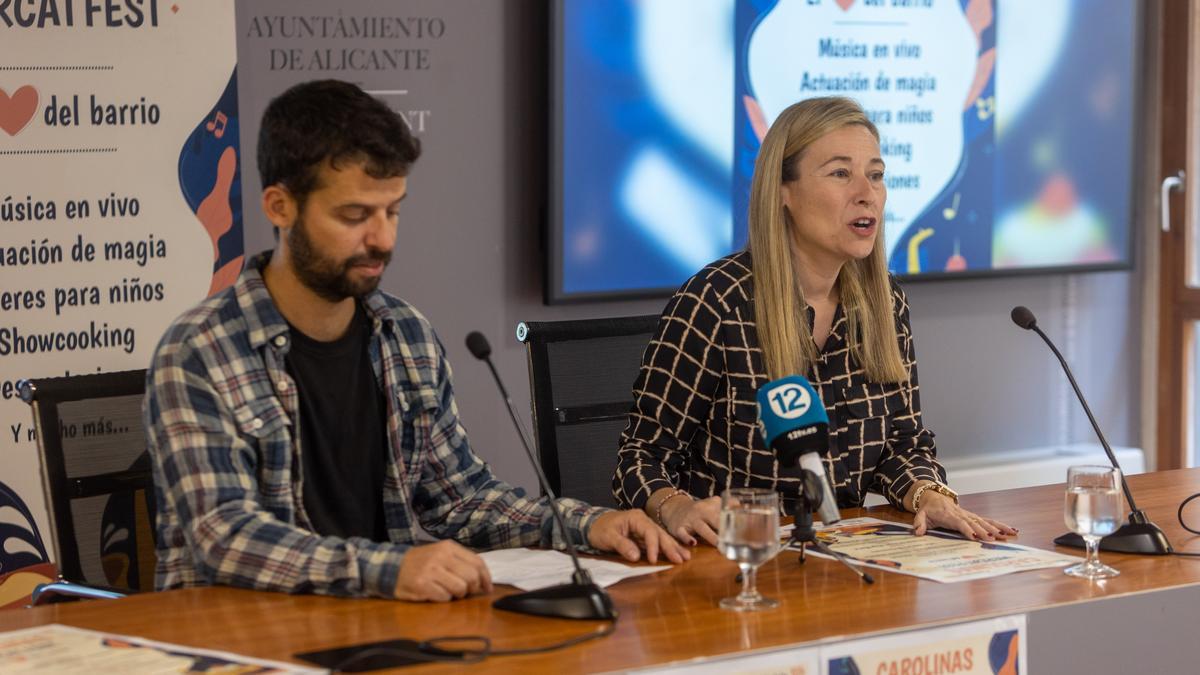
top-left (717, 488), bottom-right (780, 611)
top-left (1063, 465), bottom-right (1122, 580)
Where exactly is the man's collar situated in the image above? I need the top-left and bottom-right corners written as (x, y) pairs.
top-left (234, 250), bottom-right (395, 350)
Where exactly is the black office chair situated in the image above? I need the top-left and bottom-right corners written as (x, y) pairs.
top-left (517, 315), bottom-right (660, 507)
top-left (18, 369), bottom-right (156, 603)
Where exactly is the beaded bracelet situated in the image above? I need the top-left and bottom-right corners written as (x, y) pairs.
top-left (654, 489), bottom-right (690, 527)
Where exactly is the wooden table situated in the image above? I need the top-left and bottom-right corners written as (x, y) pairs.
top-left (3, 469), bottom-right (1200, 673)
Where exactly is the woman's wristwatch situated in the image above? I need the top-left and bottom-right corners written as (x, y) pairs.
top-left (911, 481), bottom-right (959, 512)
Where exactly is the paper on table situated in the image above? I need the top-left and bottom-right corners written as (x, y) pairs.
top-left (793, 516), bottom-right (1080, 583)
top-left (481, 548), bottom-right (670, 591)
top-left (0, 624), bottom-right (321, 674)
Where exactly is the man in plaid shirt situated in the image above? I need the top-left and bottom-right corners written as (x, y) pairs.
top-left (144, 80), bottom-right (686, 602)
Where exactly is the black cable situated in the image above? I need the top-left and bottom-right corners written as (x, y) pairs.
top-left (1180, 492), bottom-right (1200, 535)
top-left (489, 620), bottom-right (616, 656)
top-left (1170, 492), bottom-right (1200, 558)
top-left (327, 621), bottom-right (616, 672)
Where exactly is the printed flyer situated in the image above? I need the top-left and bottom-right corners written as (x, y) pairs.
top-left (796, 517), bottom-right (1079, 582)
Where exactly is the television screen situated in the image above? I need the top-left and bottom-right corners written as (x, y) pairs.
top-left (549, 0), bottom-right (1139, 302)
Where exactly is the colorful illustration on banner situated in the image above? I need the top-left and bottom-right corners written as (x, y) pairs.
top-left (99, 453), bottom-right (157, 591)
top-left (0, 480), bottom-right (56, 609)
top-left (988, 630), bottom-right (1020, 675)
top-left (179, 70), bottom-right (244, 295)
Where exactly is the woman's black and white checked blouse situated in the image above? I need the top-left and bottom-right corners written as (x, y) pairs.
top-left (613, 250), bottom-right (946, 512)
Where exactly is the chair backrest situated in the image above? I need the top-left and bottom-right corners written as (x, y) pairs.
top-left (518, 315), bottom-right (660, 507)
top-left (18, 370), bottom-right (155, 592)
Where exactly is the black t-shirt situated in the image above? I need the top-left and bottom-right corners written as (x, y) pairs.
top-left (285, 303), bottom-right (388, 541)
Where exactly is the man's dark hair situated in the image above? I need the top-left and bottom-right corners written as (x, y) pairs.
top-left (257, 79), bottom-right (421, 207)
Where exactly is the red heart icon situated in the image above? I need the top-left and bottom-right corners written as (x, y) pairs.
top-left (836, 0), bottom-right (856, 10)
top-left (0, 86), bottom-right (39, 136)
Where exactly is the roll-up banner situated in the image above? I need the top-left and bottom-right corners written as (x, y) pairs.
top-left (0, 0), bottom-right (242, 607)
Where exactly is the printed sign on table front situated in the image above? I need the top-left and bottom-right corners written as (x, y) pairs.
top-left (822, 615), bottom-right (1025, 675)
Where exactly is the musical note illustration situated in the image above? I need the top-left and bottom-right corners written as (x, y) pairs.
top-left (906, 227), bottom-right (935, 274)
top-left (945, 239), bottom-right (967, 272)
top-left (975, 96), bottom-right (995, 121)
top-left (205, 110), bottom-right (228, 139)
top-left (942, 192), bottom-right (961, 220)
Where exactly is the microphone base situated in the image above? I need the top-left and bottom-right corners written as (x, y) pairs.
top-left (493, 582), bottom-right (618, 621)
top-left (1054, 520), bottom-right (1173, 555)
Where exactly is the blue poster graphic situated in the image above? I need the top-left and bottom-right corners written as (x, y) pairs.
top-left (556, 0), bottom-right (1136, 298)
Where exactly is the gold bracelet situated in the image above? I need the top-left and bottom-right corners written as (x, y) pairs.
top-left (911, 481), bottom-right (958, 512)
top-left (910, 483), bottom-right (934, 512)
top-left (654, 489), bottom-right (690, 527)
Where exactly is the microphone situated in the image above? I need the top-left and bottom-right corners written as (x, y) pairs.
top-left (756, 376), bottom-right (872, 584)
top-left (464, 331), bottom-right (618, 620)
top-left (1010, 306), bottom-right (1172, 554)
top-left (756, 375), bottom-right (841, 525)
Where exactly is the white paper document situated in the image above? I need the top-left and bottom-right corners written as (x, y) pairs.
top-left (0, 624), bottom-right (320, 674)
top-left (481, 548), bottom-right (669, 591)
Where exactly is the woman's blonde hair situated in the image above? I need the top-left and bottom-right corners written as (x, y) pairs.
top-left (747, 96), bottom-right (907, 383)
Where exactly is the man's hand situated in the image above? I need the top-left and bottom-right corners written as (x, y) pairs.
top-left (660, 495), bottom-right (722, 546)
top-left (394, 540), bottom-right (493, 602)
top-left (587, 510), bottom-right (692, 564)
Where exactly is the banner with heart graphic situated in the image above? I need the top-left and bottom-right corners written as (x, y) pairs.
top-left (0, 1), bottom-right (241, 599)
top-left (0, 86), bottom-right (39, 137)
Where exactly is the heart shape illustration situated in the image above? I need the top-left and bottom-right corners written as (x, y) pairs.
top-left (836, 0), bottom-right (856, 10)
top-left (0, 86), bottom-right (39, 136)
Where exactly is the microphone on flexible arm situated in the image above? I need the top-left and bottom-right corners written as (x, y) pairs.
top-left (1010, 306), bottom-right (1172, 554)
top-left (464, 331), bottom-right (618, 620)
top-left (757, 375), bottom-right (874, 583)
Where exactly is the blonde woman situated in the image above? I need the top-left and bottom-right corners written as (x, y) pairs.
top-left (613, 96), bottom-right (1015, 547)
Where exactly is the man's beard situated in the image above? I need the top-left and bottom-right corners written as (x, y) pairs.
top-left (287, 215), bottom-right (392, 302)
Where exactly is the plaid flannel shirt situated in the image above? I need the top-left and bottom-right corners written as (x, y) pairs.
top-left (614, 250), bottom-right (946, 513)
top-left (144, 251), bottom-right (604, 598)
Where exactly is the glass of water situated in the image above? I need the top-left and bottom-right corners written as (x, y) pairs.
top-left (718, 488), bottom-right (780, 611)
top-left (1063, 465), bottom-right (1123, 580)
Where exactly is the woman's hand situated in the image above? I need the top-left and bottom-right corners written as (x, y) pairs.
top-left (659, 494), bottom-right (722, 546)
top-left (587, 510), bottom-right (691, 564)
top-left (912, 490), bottom-right (1018, 541)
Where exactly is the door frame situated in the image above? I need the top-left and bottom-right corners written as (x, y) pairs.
top-left (1155, 0), bottom-right (1199, 470)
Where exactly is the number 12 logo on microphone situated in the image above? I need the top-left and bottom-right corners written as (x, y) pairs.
top-left (767, 382), bottom-right (811, 419)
